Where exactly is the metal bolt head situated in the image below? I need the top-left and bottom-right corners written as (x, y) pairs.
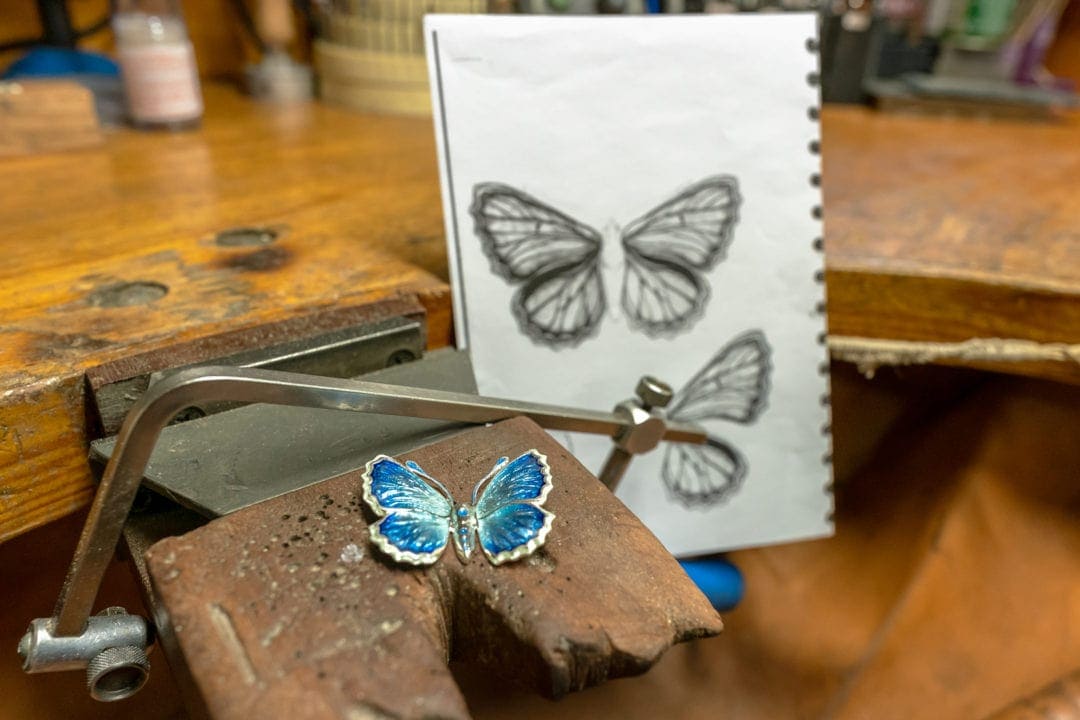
top-left (636, 376), bottom-right (673, 410)
top-left (87, 645), bottom-right (149, 702)
top-left (17, 630), bottom-right (29, 663)
top-left (613, 400), bottom-right (666, 455)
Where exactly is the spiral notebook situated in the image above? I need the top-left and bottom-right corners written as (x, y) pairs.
top-left (425, 14), bottom-right (832, 555)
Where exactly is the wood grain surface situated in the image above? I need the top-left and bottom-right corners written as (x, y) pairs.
top-left (145, 417), bottom-right (722, 719)
top-left (822, 108), bottom-right (1080, 382)
top-left (2, 84), bottom-right (1077, 544)
top-left (0, 85), bottom-right (452, 543)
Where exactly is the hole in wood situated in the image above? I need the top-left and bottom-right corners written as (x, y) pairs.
top-left (88, 281), bottom-right (168, 308)
top-left (215, 227), bottom-right (280, 247)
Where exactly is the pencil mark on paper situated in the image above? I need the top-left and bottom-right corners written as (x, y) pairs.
top-left (662, 330), bottom-right (771, 508)
top-left (470, 183), bottom-right (605, 347)
top-left (470, 176), bottom-right (741, 349)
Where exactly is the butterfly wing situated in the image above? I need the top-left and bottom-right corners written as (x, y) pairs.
top-left (474, 449), bottom-right (555, 565)
top-left (620, 176), bottom-right (741, 335)
top-left (471, 183), bottom-right (605, 348)
top-left (362, 455), bottom-right (453, 566)
top-left (662, 437), bottom-right (747, 508)
top-left (667, 330), bottom-right (771, 424)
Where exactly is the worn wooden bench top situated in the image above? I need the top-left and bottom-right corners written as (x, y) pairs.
top-left (822, 107), bottom-right (1080, 383)
top-left (0, 85), bottom-right (452, 542)
top-left (1, 86), bottom-right (1076, 542)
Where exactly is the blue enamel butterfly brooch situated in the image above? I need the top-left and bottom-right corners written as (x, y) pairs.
top-left (361, 449), bottom-right (555, 566)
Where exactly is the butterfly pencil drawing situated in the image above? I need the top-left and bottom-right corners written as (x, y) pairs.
top-left (661, 330), bottom-right (771, 508)
top-left (471, 175), bottom-right (741, 348)
top-left (361, 449), bottom-right (554, 566)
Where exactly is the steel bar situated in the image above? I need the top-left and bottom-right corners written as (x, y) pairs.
top-left (53, 365), bottom-right (706, 636)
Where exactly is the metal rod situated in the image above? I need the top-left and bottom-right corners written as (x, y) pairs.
top-left (598, 448), bottom-right (633, 491)
top-left (53, 365), bottom-right (706, 636)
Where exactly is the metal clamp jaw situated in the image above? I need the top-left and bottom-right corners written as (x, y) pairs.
top-left (599, 376), bottom-right (676, 491)
top-left (20, 607), bottom-right (152, 701)
top-left (18, 365), bottom-right (705, 701)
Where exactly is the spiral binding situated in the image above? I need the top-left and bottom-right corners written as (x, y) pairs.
top-left (806, 33), bottom-right (834, 506)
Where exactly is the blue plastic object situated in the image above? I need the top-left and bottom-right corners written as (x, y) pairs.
top-left (2, 47), bottom-right (118, 80)
top-left (680, 557), bottom-right (744, 611)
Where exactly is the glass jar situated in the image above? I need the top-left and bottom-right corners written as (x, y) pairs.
top-left (113, 0), bottom-right (203, 130)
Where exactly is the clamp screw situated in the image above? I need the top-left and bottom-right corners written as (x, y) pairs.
top-left (86, 607), bottom-right (150, 702)
top-left (86, 645), bottom-right (149, 702)
top-left (636, 376), bottom-right (673, 410)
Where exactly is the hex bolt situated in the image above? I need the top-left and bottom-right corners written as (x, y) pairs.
top-left (86, 645), bottom-right (149, 702)
top-left (598, 377), bottom-right (675, 491)
top-left (635, 376), bottom-right (673, 410)
top-left (17, 633), bottom-right (29, 663)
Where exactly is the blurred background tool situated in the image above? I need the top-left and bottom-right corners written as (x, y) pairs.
top-left (314, 0), bottom-right (486, 116)
top-left (241, 0), bottom-right (314, 102)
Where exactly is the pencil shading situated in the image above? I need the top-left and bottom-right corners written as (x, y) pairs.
top-left (663, 330), bottom-right (771, 507)
top-left (470, 176), bottom-right (741, 348)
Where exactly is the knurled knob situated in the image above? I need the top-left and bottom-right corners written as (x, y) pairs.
top-left (86, 645), bottom-right (149, 702)
top-left (635, 376), bottom-right (674, 410)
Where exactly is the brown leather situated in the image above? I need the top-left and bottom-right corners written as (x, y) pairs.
top-left (984, 668), bottom-right (1080, 720)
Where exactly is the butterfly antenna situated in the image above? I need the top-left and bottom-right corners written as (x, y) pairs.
top-left (404, 460), bottom-right (454, 503)
top-left (471, 456), bottom-right (510, 505)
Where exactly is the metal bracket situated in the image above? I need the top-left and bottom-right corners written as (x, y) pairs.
top-left (20, 365), bottom-right (706, 700)
top-left (90, 349), bottom-right (479, 518)
top-left (92, 316), bottom-right (425, 435)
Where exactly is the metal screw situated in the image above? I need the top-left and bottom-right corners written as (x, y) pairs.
top-left (170, 405), bottom-right (206, 424)
top-left (635, 376), bottom-right (673, 410)
top-left (86, 645), bottom-right (149, 702)
top-left (17, 632), bottom-right (29, 663)
top-left (598, 376), bottom-right (675, 491)
top-left (386, 349), bottom-right (417, 366)
top-left (84, 607), bottom-right (150, 701)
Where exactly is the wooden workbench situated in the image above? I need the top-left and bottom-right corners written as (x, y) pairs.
top-left (823, 109), bottom-right (1080, 383)
top-left (0, 86), bottom-right (453, 543)
top-left (2, 86), bottom-right (1077, 544)
top-left (0, 85), bottom-right (1077, 720)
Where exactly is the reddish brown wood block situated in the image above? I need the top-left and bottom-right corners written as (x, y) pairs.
top-left (145, 417), bottom-right (722, 719)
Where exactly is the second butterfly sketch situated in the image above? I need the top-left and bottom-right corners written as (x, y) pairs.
top-left (471, 175), bottom-right (742, 348)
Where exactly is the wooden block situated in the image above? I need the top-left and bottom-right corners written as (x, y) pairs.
top-left (145, 417), bottom-right (722, 719)
top-left (0, 80), bottom-right (103, 157)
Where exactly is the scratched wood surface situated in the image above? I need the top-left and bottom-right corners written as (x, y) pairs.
top-left (0, 84), bottom-right (452, 543)
top-left (821, 108), bottom-right (1080, 383)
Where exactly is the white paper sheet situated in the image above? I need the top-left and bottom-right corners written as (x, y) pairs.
top-left (426, 14), bottom-right (832, 555)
